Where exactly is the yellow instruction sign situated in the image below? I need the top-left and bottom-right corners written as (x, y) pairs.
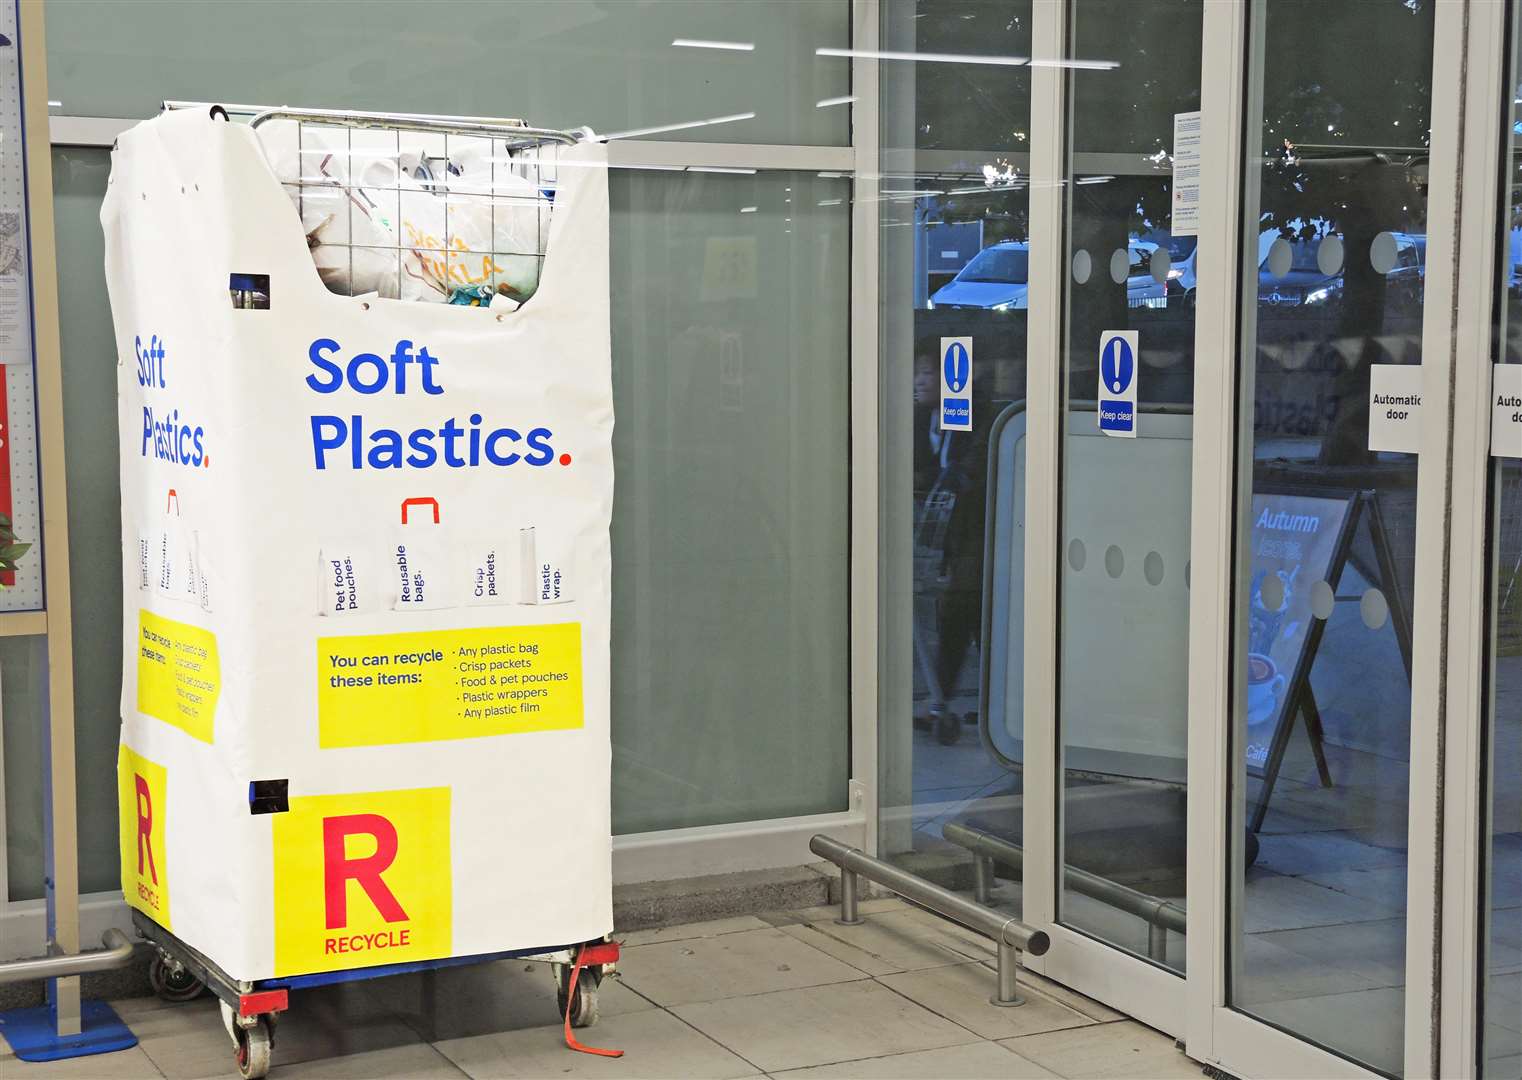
top-left (137, 610), bottom-right (219, 743)
top-left (317, 623), bottom-right (583, 748)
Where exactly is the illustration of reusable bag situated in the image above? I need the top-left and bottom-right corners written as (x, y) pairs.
top-left (393, 497), bottom-right (450, 610)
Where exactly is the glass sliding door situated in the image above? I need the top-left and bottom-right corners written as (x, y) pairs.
top-left (1481, 8), bottom-right (1522, 1076)
top-left (878, 0), bottom-right (1033, 916)
top-left (1056, 0), bottom-right (1202, 974)
top-left (1229, 2), bottom-right (1435, 1073)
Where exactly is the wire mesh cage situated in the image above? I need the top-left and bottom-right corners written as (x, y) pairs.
top-left (168, 104), bottom-right (580, 310)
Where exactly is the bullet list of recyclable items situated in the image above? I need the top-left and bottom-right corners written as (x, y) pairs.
top-left (317, 623), bottom-right (584, 747)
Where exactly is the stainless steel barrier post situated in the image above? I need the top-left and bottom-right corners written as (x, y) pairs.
top-left (995, 940), bottom-right (1022, 1007)
top-left (810, 835), bottom-right (1049, 1008)
top-left (972, 855), bottom-right (994, 905)
top-left (837, 867), bottom-right (863, 925)
top-left (1147, 921), bottom-right (1169, 963)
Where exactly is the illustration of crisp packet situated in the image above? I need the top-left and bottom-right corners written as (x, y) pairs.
top-left (318, 543), bottom-right (385, 616)
top-left (518, 526), bottom-right (574, 606)
top-left (461, 538), bottom-right (520, 606)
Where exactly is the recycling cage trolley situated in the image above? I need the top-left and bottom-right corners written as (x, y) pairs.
top-left (105, 103), bottom-right (619, 1078)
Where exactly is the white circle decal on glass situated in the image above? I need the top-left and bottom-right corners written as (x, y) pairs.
top-left (1144, 551), bottom-right (1165, 586)
top-left (1260, 573), bottom-right (1285, 612)
top-left (1105, 544), bottom-right (1125, 579)
top-left (1267, 238), bottom-right (1292, 278)
top-left (1068, 538), bottom-right (1087, 572)
top-left (1311, 580), bottom-right (1335, 620)
top-left (1150, 248), bottom-right (1171, 284)
top-left (1370, 231), bottom-right (1398, 275)
top-left (1361, 587), bottom-right (1390, 630)
top-left (1110, 248), bottom-right (1130, 284)
top-left (1317, 235), bottom-right (1344, 276)
top-left (1072, 249), bottom-right (1092, 284)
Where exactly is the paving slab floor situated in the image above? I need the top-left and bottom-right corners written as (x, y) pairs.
top-left (1, 898), bottom-right (1200, 1079)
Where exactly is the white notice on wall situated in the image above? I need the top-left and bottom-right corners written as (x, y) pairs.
top-left (1493, 364), bottom-right (1522, 459)
top-left (1368, 364), bottom-right (1423, 454)
top-left (1171, 111), bottom-right (1201, 237)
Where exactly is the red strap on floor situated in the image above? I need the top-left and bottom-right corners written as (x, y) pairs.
top-left (563, 942), bottom-right (624, 1058)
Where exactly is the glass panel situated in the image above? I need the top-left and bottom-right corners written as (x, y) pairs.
top-left (609, 169), bottom-right (850, 833)
top-left (44, 1), bottom-right (849, 146)
top-left (1481, 15), bottom-right (1522, 1078)
top-left (878, 0), bottom-right (1032, 918)
top-left (1058, 0), bottom-right (1201, 973)
top-left (1230, 3), bottom-right (1433, 1073)
top-left (1, 634), bottom-right (50, 900)
top-left (54, 145), bottom-right (123, 893)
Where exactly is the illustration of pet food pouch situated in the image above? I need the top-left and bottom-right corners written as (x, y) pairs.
top-left (317, 536), bottom-right (388, 616)
top-left (518, 525), bottom-right (574, 605)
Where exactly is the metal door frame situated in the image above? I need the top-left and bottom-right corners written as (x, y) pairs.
top-left (1439, 1), bottom-right (1513, 1077)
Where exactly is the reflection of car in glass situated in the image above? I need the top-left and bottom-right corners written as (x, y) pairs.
top-left (1257, 231), bottom-right (1425, 312)
top-left (1258, 238), bottom-right (1339, 309)
top-left (1127, 233), bottom-right (1198, 308)
top-left (928, 241), bottom-right (1029, 310)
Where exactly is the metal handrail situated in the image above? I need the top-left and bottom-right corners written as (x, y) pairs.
top-left (809, 834), bottom-right (1047, 1007)
top-left (0, 928), bottom-right (136, 985)
top-left (942, 821), bottom-right (1184, 962)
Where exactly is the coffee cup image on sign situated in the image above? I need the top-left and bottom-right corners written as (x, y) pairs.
top-left (460, 539), bottom-right (520, 606)
top-left (392, 537), bottom-right (451, 611)
top-left (1244, 651), bottom-right (1286, 739)
top-left (317, 544), bottom-right (386, 616)
top-left (517, 526), bottom-right (574, 605)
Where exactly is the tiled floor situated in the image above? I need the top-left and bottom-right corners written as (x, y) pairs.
top-left (1, 899), bottom-right (1198, 1079)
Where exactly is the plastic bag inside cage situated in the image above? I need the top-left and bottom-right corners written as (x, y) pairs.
top-left (258, 120), bottom-right (558, 307)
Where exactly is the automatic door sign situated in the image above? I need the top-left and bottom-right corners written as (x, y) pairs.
top-left (1098, 330), bottom-right (1138, 438)
top-left (1492, 363), bottom-right (1522, 459)
top-left (1368, 364), bottom-right (1423, 454)
top-left (940, 336), bottom-right (972, 431)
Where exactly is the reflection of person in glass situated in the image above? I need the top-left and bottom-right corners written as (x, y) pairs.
top-left (913, 348), bottom-right (990, 745)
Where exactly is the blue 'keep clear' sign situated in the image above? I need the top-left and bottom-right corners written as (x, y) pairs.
top-left (1097, 330), bottom-right (1138, 438)
top-left (940, 336), bottom-right (972, 431)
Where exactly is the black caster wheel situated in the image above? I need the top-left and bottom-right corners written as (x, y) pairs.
top-left (148, 954), bottom-right (205, 1003)
top-left (558, 967), bottom-right (601, 1029)
top-left (1245, 829), bottom-right (1261, 868)
top-left (934, 712), bottom-right (961, 745)
top-left (234, 1015), bottom-right (274, 1079)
